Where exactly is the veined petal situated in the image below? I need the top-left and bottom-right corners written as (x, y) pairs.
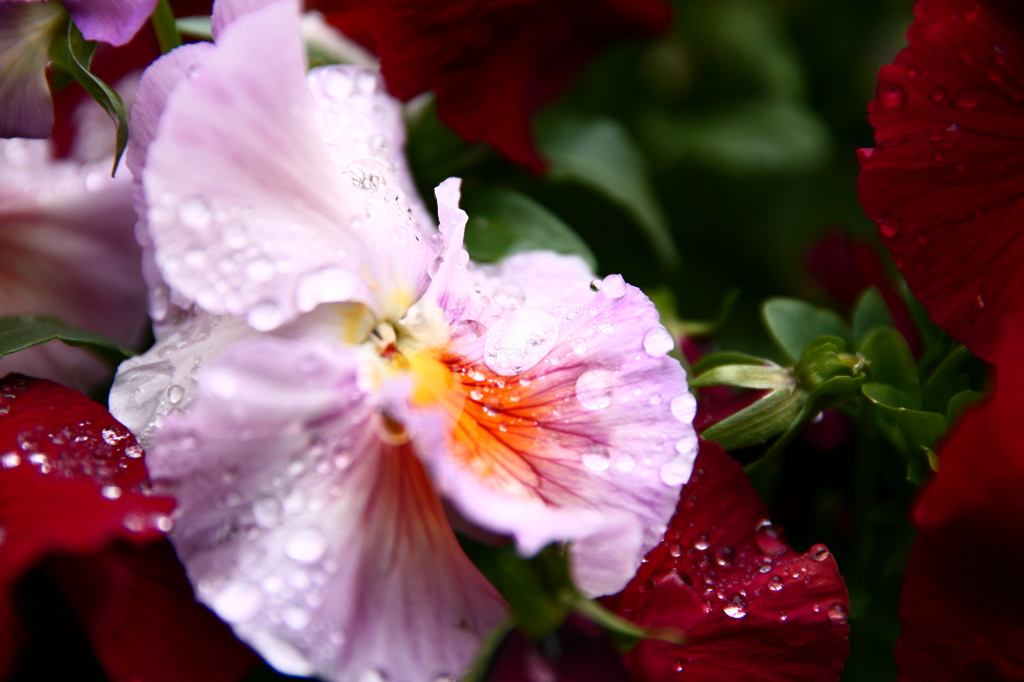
top-left (0, 2), bottom-right (64, 139)
top-left (0, 135), bottom-right (146, 390)
top-left (144, 0), bottom-right (433, 331)
top-left (62, 0), bottom-right (157, 46)
top-left (146, 333), bottom-right (505, 682)
top-left (402, 267), bottom-right (697, 596)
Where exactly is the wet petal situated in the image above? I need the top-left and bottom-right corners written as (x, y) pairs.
top-left (143, 0), bottom-right (432, 330)
top-left (858, 0), bottom-right (1024, 361)
top-left (896, 331), bottom-right (1024, 681)
top-left (0, 136), bottom-right (147, 391)
top-left (404, 274), bottom-right (696, 596)
top-left (0, 375), bottom-right (175, 676)
top-left (63, 0), bottom-right (157, 46)
top-left (0, 2), bottom-right (64, 139)
top-left (607, 440), bottom-right (850, 682)
top-left (146, 333), bottom-right (505, 682)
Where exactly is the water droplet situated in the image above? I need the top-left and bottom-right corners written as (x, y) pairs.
top-left (344, 159), bottom-right (389, 192)
top-left (1, 453), bottom-right (20, 468)
top-left (177, 197), bottom-right (212, 230)
top-left (210, 581), bottom-right (263, 624)
top-left (724, 603), bottom-right (747, 619)
top-left (297, 266), bottom-right (359, 312)
top-left (601, 274), bottom-right (627, 299)
top-left (252, 498), bottom-right (283, 528)
top-left (811, 544), bottom-right (831, 562)
top-left (248, 299), bottom-right (285, 331)
top-left (694, 534), bottom-right (710, 551)
top-left (286, 527), bottom-right (327, 563)
top-left (715, 546), bottom-right (734, 567)
top-left (768, 575), bottom-right (784, 591)
top-left (493, 281), bottom-right (525, 309)
top-left (827, 603), bottom-right (849, 624)
top-left (125, 444), bottom-right (144, 459)
top-left (575, 369), bottom-right (616, 410)
top-left (483, 308), bottom-right (560, 376)
top-left (976, 294), bottom-right (986, 308)
top-left (929, 87), bottom-right (946, 102)
top-left (878, 82), bottom-right (906, 108)
top-left (643, 326), bottom-right (674, 357)
top-left (659, 455), bottom-right (693, 486)
top-left (282, 605), bottom-right (311, 630)
top-left (101, 485), bottom-right (122, 500)
top-left (167, 385), bottom-right (185, 404)
top-left (879, 218), bottom-right (900, 239)
top-left (675, 431), bottom-right (697, 455)
top-left (952, 89), bottom-right (984, 109)
top-left (246, 258), bottom-right (276, 282)
top-left (754, 520), bottom-right (787, 555)
top-left (589, 279), bottom-right (602, 293)
top-left (670, 393), bottom-right (697, 422)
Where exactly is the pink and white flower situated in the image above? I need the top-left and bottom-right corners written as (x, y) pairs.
top-left (110, 1), bottom-right (698, 679)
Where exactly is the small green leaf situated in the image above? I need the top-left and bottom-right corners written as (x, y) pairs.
top-left (862, 382), bottom-right (916, 410)
top-left (0, 315), bottom-right (133, 367)
top-left (537, 114), bottom-right (679, 271)
top-left (863, 383), bottom-right (947, 451)
top-left (50, 21), bottom-right (129, 174)
top-left (946, 389), bottom-right (985, 423)
top-left (922, 344), bottom-right (972, 414)
top-left (691, 364), bottom-right (794, 390)
top-left (860, 327), bottom-right (921, 408)
top-left (639, 101), bottom-right (831, 174)
top-left (701, 387), bottom-right (804, 451)
top-left (151, 0), bottom-right (182, 53)
top-left (853, 288), bottom-right (895, 346)
top-left (175, 15), bottom-right (213, 40)
top-left (461, 188), bottom-right (597, 271)
top-left (761, 298), bottom-right (852, 363)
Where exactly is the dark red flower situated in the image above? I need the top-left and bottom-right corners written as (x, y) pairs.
top-left (896, 329), bottom-right (1024, 681)
top-left (0, 374), bottom-right (255, 681)
top-left (858, 0), bottom-right (1024, 362)
top-left (321, 0), bottom-right (672, 172)
top-left (605, 440), bottom-right (850, 682)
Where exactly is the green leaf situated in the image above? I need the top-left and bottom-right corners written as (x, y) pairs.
top-left (922, 344), bottom-right (972, 415)
top-left (49, 21), bottom-right (129, 174)
top-left (639, 101), bottom-right (831, 175)
top-left (537, 114), bottom-right (678, 271)
top-left (761, 298), bottom-right (852, 363)
top-left (461, 188), bottom-right (597, 271)
top-left (151, 0), bottom-right (182, 53)
top-left (691, 364), bottom-right (794, 390)
top-left (947, 389), bottom-right (985, 423)
top-left (0, 315), bottom-right (133, 367)
top-left (861, 382), bottom-right (916, 410)
top-left (701, 387), bottom-right (804, 451)
top-left (853, 288), bottom-right (895, 347)
top-left (175, 15), bottom-right (213, 40)
top-left (860, 327), bottom-right (921, 408)
top-left (862, 383), bottom-right (947, 451)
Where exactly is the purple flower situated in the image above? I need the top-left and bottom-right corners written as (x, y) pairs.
top-left (110, 1), bottom-right (698, 679)
top-left (0, 0), bottom-right (157, 138)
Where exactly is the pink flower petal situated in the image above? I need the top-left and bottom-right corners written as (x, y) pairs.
top-left (858, 0), bottom-right (1024, 361)
top-left (63, 0), bottom-right (157, 46)
top-left (0, 2), bottom-right (63, 139)
top-left (144, 333), bottom-right (505, 682)
top-left (607, 440), bottom-right (851, 682)
top-left (403, 269), bottom-right (696, 595)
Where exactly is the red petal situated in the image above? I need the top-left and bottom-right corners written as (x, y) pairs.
top-left (0, 374), bottom-right (174, 676)
top-left (375, 0), bottom-right (671, 172)
top-left (487, 615), bottom-right (629, 682)
top-left (606, 441), bottom-right (850, 682)
top-left (47, 541), bottom-right (257, 682)
top-left (896, 331), bottom-right (1024, 681)
top-left (858, 0), bottom-right (1024, 361)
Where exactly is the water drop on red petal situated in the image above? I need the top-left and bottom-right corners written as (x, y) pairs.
top-left (880, 218), bottom-right (900, 239)
top-left (930, 87), bottom-right (946, 102)
top-left (952, 90), bottom-right (984, 108)
top-left (907, 66), bottom-right (919, 77)
top-left (811, 544), bottom-right (831, 561)
top-left (827, 603), bottom-right (849, 624)
top-left (878, 82), bottom-right (907, 108)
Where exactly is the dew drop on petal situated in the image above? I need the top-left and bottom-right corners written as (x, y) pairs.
top-left (483, 308), bottom-right (560, 376)
top-left (575, 369), bottom-right (616, 410)
top-left (210, 581), bottom-right (263, 624)
top-left (643, 326), bottom-right (674, 357)
top-left (167, 385), bottom-right (185, 404)
top-left (602, 274), bottom-right (627, 299)
top-left (297, 266), bottom-right (359, 312)
top-left (252, 497), bottom-right (283, 529)
top-left (286, 527), bottom-right (327, 563)
top-left (827, 603), bottom-right (849, 624)
top-left (248, 299), bottom-right (285, 331)
top-left (694, 534), bottom-right (710, 551)
top-left (493, 282), bottom-right (525, 309)
top-left (177, 197), bottom-right (212, 230)
top-left (101, 485), bottom-right (122, 500)
top-left (125, 444), bottom-right (144, 459)
top-left (724, 603), bottom-right (747, 619)
top-left (670, 393), bottom-right (697, 423)
top-left (581, 445), bottom-right (610, 471)
top-left (811, 544), bottom-right (831, 562)
top-left (589, 279), bottom-right (602, 293)
top-left (877, 82), bottom-right (906, 108)
top-left (660, 455), bottom-right (693, 485)
top-left (768, 575), bottom-right (784, 591)
top-left (1, 452), bottom-right (21, 468)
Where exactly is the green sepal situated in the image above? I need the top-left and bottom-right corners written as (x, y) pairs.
top-left (690, 363), bottom-right (793, 390)
top-left (0, 315), bottom-right (133, 367)
top-left (175, 15), bottom-right (213, 40)
top-left (461, 188), bottom-right (597, 271)
top-left (862, 381), bottom-right (947, 479)
top-left (537, 114), bottom-right (679, 271)
top-left (793, 336), bottom-right (865, 395)
top-left (692, 351), bottom-right (771, 373)
top-left (151, 0), bottom-right (182, 53)
top-left (49, 20), bottom-right (129, 175)
top-left (761, 298), bottom-right (852, 363)
top-left (701, 387), bottom-right (804, 451)
top-left (860, 327), bottom-right (920, 407)
top-left (852, 288), bottom-right (896, 346)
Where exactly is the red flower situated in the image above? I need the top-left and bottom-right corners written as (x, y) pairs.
top-left (896, 329), bottom-right (1024, 681)
top-left (0, 374), bottom-right (255, 681)
top-left (605, 440), bottom-right (851, 681)
top-left (319, 0), bottom-right (672, 172)
top-left (858, 0), bottom-right (1024, 361)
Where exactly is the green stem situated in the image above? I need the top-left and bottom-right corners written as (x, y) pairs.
top-left (151, 0), bottom-right (182, 54)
